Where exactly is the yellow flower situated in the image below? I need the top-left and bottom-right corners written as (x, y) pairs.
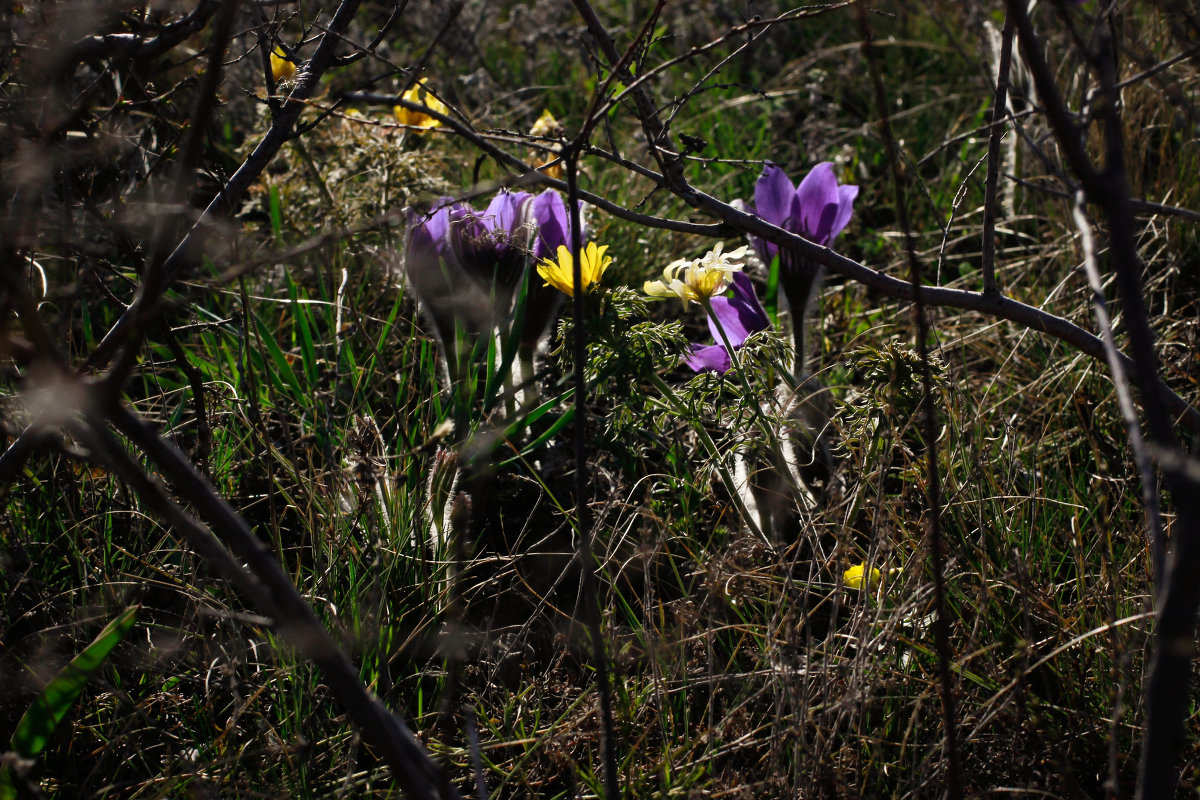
top-left (270, 48), bottom-right (297, 83)
top-left (643, 242), bottom-right (749, 307)
top-left (843, 563), bottom-right (884, 591)
top-left (537, 242), bottom-right (611, 297)
top-left (393, 81), bottom-right (448, 130)
top-left (530, 109), bottom-right (564, 138)
top-left (537, 157), bottom-right (565, 181)
top-left (529, 109), bottom-right (565, 179)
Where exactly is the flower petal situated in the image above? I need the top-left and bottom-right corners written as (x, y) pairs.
top-left (532, 190), bottom-right (569, 260)
top-left (733, 198), bottom-right (774, 266)
top-left (828, 184), bottom-right (859, 243)
top-left (426, 198), bottom-right (456, 251)
top-left (643, 278), bottom-right (676, 298)
top-left (581, 242), bottom-right (611, 291)
top-left (537, 244), bottom-right (575, 296)
top-left (485, 190), bottom-right (531, 235)
top-left (448, 204), bottom-right (492, 278)
top-left (754, 163), bottom-right (797, 229)
top-left (683, 343), bottom-right (732, 374)
top-left (795, 162), bottom-right (840, 244)
top-left (707, 272), bottom-right (769, 347)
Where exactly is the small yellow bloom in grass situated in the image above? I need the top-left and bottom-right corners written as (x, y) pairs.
top-left (537, 242), bottom-right (611, 297)
top-left (843, 563), bottom-right (884, 591)
top-left (530, 109), bottom-right (564, 138)
top-left (529, 109), bottom-right (565, 179)
top-left (270, 48), bottom-right (297, 83)
top-left (393, 81), bottom-right (448, 130)
top-left (644, 242), bottom-right (750, 307)
top-left (537, 156), bottom-right (565, 181)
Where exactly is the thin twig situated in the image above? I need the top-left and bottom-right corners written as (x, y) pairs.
top-left (86, 0), bottom-right (366, 374)
top-left (564, 138), bottom-right (622, 800)
top-left (107, 402), bottom-right (462, 799)
top-left (1071, 190), bottom-right (1165, 589)
top-left (1005, 3), bottom-right (1200, 796)
top-left (980, 6), bottom-right (1015, 298)
top-left (858, 6), bottom-right (963, 798)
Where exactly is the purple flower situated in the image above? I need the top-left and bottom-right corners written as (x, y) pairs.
top-left (447, 190), bottom-right (535, 291)
top-left (738, 162), bottom-right (857, 372)
top-left (683, 272), bottom-right (771, 374)
top-left (405, 199), bottom-right (488, 366)
top-left (520, 189), bottom-right (585, 351)
top-left (405, 188), bottom-right (586, 388)
top-left (530, 189), bottom-right (582, 260)
top-left (749, 162), bottom-right (857, 257)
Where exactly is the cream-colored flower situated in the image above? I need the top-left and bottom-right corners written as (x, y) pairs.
top-left (529, 108), bottom-right (564, 138)
top-left (529, 109), bottom-right (565, 179)
top-left (643, 243), bottom-right (750, 307)
top-left (270, 47), bottom-right (297, 83)
top-left (537, 242), bottom-right (611, 297)
top-left (843, 563), bottom-right (884, 591)
top-left (393, 81), bottom-right (448, 130)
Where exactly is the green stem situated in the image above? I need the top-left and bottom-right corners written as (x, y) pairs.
top-left (646, 370), bottom-right (769, 545)
top-left (699, 296), bottom-right (807, 524)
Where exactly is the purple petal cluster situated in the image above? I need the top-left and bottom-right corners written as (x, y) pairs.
top-left (408, 189), bottom-right (534, 295)
top-left (738, 162), bottom-right (857, 372)
top-left (405, 188), bottom-right (583, 373)
top-left (747, 162), bottom-right (857, 258)
top-left (683, 272), bottom-right (771, 374)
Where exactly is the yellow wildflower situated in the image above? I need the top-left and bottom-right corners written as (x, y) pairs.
top-left (530, 109), bottom-right (564, 138)
top-left (529, 109), bottom-right (565, 179)
top-left (843, 563), bottom-right (884, 591)
top-left (270, 48), bottom-right (297, 83)
top-left (643, 243), bottom-right (749, 307)
top-left (537, 242), bottom-right (611, 297)
top-left (393, 81), bottom-right (448, 130)
top-left (537, 156), bottom-right (565, 181)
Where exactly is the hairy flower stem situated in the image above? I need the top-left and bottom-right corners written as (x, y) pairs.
top-left (564, 148), bottom-right (621, 800)
top-left (646, 370), bottom-right (769, 545)
top-left (700, 296), bottom-right (807, 536)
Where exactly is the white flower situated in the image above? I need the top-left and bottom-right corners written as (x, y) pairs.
top-left (644, 243), bottom-right (750, 307)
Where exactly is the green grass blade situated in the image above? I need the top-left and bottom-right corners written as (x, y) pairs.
top-left (10, 605), bottom-right (140, 758)
top-left (498, 401), bottom-right (574, 466)
top-left (765, 253), bottom-right (780, 326)
top-left (268, 184), bottom-right (283, 243)
top-left (287, 275), bottom-right (319, 386)
top-left (254, 315), bottom-right (304, 399)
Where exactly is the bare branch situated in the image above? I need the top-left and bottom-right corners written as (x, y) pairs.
top-left (107, 402), bottom-right (462, 800)
top-left (86, 0), bottom-right (367, 375)
top-left (858, 6), bottom-right (963, 797)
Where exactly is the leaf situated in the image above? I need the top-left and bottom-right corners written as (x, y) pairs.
top-left (268, 184), bottom-right (283, 243)
top-left (9, 606), bottom-right (139, 758)
top-left (765, 253), bottom-right (780, 327)
top-left (287, 275), bottom-right (319, 386)
top-left (254, 316), bottom-right (304, 399)
top-left (499, 401), bottom-right (574, 466)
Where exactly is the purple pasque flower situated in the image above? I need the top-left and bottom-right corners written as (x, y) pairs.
top-left (683, 272), bottom-right (771, 374)
top-left (530, 188), bottom-right (582, 260)
top-left (520, 189), bottom-right (585, 352)
top-left (749, 162), bottom-right (857, 257)
top-left (738, 162), bottom-right (857, 373)
top-left (406, 191), bottom-right (535, 378)
top-left (406, 188), bottom-right (586, 390)
top-left (405, 199), bottom-right (488, 371)
top-left (447, 189), bottom-right (535, 292)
